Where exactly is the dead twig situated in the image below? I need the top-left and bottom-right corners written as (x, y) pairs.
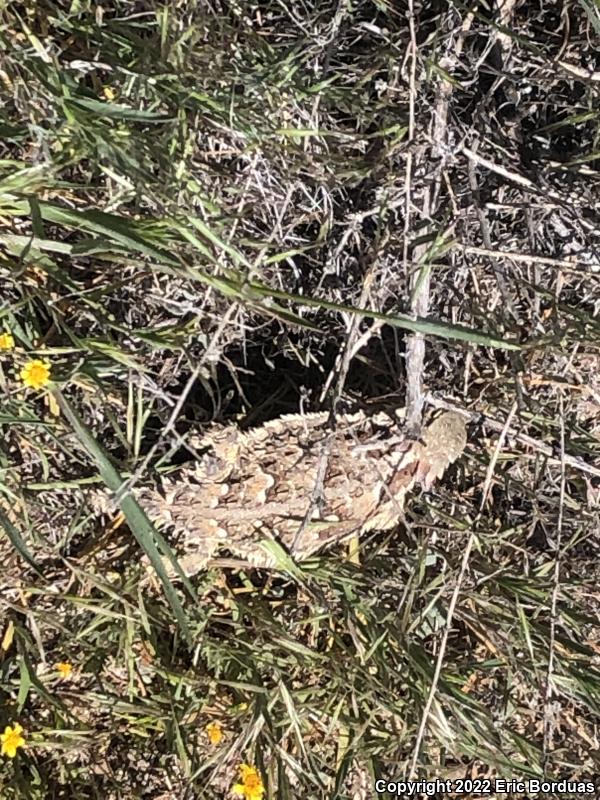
top-left (459, 244), bottom-right (600, 273)
top-left (425, 394), bottom-right (600, 479)
top-left (542, 395), bottom-right (566, 766)
top-left (404, 8), bottom-right (474, 434)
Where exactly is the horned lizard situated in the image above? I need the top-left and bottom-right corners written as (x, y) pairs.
top-left (109, 409), bottom-right (467, 574)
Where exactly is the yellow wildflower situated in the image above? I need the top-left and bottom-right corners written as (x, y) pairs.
top-left (102, 86), bottom-right (116, 101)
top-left (0, 723), bottom-right (26, 758)
top-left (232, 763), bottom-right (264, 800)
top-left (20, 359), bottom-right (51, 389)
top-left (205, 720), bottom-right (223, 745)
top-left (0, 332), bottom-right (15, 350)
top-left (56, 662), bottom-right (73, 680)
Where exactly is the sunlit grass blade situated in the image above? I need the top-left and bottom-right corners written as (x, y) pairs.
top-left (243, 280), bottom-right (522, 350)
top-left (64, 97), bottom-right (173, 122)
top-left (52, 389), bottom-right (195, 641)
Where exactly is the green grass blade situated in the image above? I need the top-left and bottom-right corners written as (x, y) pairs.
top-left (64, 97), bottom-right (173, 122)
top-left (52, 390), bottom-right (195, 642)
top-left (0, 507), bottom-right (44, 577)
